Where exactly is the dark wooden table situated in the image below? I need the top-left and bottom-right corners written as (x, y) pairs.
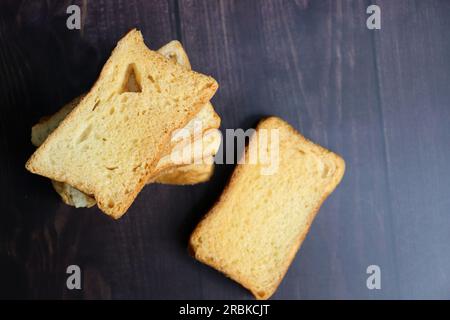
top-left (1, 0), bottom-right (449, 299)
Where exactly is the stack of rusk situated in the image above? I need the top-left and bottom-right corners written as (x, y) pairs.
top-left (26, 30), bottom-right (220, 219)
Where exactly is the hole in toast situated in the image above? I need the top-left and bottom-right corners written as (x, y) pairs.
top-left (167, 53), bottom-right (177, 64)
top-left (147, 75), bottom-right (161, 93)
top-left (107, 200), bottom-right (114, 208)
top-left (109, 107), bottom-right (115, 115)
top-left (77, 124), bottom-right (93, 143)
top-left (120, 63), bottom-right (142, 93)
top-left (94, 133), bottom-right (107, 142)
top-left (92, 100), bottom-right (100, 111)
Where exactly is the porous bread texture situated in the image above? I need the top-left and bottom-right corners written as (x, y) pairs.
top-left (32, 99), bottom-right (221, 178)
top-left (32, 113), bottom-right (221, 208)
top-left (26, 29), bottom-right (218, 218)
top-left (30, 39), bottom-right (221, 209)
top-left (189, 117), bottom-right (345, 300)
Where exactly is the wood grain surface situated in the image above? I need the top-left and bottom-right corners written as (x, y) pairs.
top-left (0, 0), bottom-right (449, 299)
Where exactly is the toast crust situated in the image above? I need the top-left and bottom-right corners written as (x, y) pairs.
top-left (189, 117), bottom-right (345, 299)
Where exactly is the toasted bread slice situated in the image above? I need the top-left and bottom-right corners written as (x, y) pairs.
top-left (189, 117), bottom-right (345, 299)
top-left (26, 29), bottom-right (218, 218)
